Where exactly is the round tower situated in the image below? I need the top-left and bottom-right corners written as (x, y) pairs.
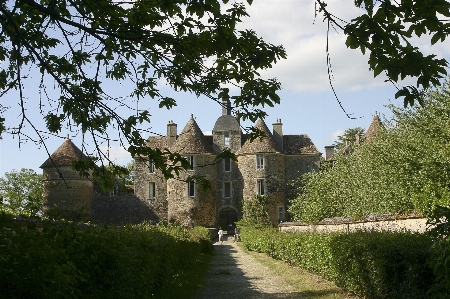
top-left (167, 115), bottom-right (217, 227)
top-left (40, 139), bottom-right (93, 217)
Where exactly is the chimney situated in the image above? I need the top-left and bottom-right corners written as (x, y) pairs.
top-left (222, 99), bottom-right (231, 116)
top-left (324, 146), bottom-right (335, 161)
top-left (355, 134), bottom-right (360, 146)
top-left (272, 118), bottom-right (283, 150)
top-left (167, 120), bottom-right (177, 148)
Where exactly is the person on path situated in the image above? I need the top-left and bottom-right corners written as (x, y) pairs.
top-left (218, 227), bottom-right (224, 245)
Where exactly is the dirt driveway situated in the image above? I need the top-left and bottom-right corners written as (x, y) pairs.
top-left (193, 235), bottom-right (353, 299)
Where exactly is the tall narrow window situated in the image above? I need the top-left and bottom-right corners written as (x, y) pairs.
top-left (149, 182), bottom-right (155, 198)
top-left (224, 132), bottom-right (231, 147)
top-left (187, 156), bottom-right (194, 170)
top-left (224, 182), bottom-right (231, 198)
top-left (256, 154), bottom-right (264, 169)
top-left (188, 180), bottom-right (195, 197)
top-left (224, 157), bottom-right (231, 172)
top-left (278, 206), bottom-right (285, 222)
top-left (257, 179), bottom-right (265, 195)
top-left (148, 159), bottom-right (155, 173)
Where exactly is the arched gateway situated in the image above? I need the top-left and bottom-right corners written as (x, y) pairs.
top-left (218, 207), bottom-right (238, 232)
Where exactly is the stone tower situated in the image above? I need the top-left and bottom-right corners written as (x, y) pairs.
top-left (167, 115), bottom-right (217, 227)
top-left (40, 139), bottom-right (93, 217)
top-left (212, 101), bottom-right (243, 228)
top-left (237, 119), bottom-right (286, 225)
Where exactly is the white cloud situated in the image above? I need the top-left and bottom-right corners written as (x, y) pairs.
top-left (99, 145), bottom-right (133, 165)
top-left (328, 129), bottom-right (344, 142)
top-left (237, 0), bottom-right (450, 93)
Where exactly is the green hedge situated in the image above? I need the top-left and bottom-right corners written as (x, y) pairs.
top-left (0, 213), bottom-right (213, 299)
top-left (241, 226), bottom-right (433, 299)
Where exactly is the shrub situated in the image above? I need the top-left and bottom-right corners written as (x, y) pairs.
top-left (0, 213), bottom-right (213, 299)
top-left (241, 226), bottom-right (433, 299)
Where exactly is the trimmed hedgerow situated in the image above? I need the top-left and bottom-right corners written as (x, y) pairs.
top-left (0, 212), bottom-right (213, 299)
top-left (241, 226), bottom-right (433, 299)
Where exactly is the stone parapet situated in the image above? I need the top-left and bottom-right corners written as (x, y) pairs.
top-left (279, 217), bottom-right (429, 234)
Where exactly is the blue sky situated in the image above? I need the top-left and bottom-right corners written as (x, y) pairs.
top-left (1, 0), bottom-right (449, 175)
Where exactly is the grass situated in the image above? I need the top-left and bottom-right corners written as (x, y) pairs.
top-left (152, 252), bottom-right (212, 299)
top-left (238, 243), bottom-right (357, 299)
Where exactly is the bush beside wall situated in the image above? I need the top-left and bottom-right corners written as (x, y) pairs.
top-left (241, 226), bottom-right (433, 299)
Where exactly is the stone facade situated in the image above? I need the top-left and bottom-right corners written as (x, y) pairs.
top-left (42, 103), bottom-right (321, 227)
top-left (134, 103), bottom-right (321, 227)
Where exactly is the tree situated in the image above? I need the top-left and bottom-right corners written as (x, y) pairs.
top-left (316, 0), bottom-right (450, 111)
top-left (332, 127), bottom-right (365, 152)
top-left (0, 168), bottom-right (43, 215)
top-left (289, 80), bottom-right (450, 223)
top-left (0, 0), bottom-right (286, 188)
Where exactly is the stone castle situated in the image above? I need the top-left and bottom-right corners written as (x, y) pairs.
top-left (41, 103), bottom-right (321, 227)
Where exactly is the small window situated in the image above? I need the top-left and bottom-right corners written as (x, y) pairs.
top-left (257, 179), bottom-right (265, 196)
top-left (109, 187), bottom-right (117, 196)
top-left (224, 182), bottom-right (231, 198)
top-left (256, 154), bottom-right (264, 169)
top-left (188, 180), bottom-right (195, 197)
top-left (149, 182), bottom-right (155, 198)
top-left (187, 156), bottom-right (194, 170)
top-left (148, 160), bottom-right (155, 173)
top-left (224, 132), bottom-right (231, 147)
top-left (224, 157), bottom-right (231, 172)
top-left (278, 206), bottom-right (285, 222)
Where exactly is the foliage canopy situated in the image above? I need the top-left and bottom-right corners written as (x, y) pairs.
top-left (289, 81), bottom-right (450, 223)
top-left (317, 0), bottom-right (450, 108)
top-left (0, 0), bottom-right (285, 188)
top-left (0, 168), bottom-right (43, 215)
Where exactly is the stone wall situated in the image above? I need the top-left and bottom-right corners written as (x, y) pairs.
top-left (238, 153), bottom-right (286, 226)
top-left (91, 195), bottom-right (159, 224)
top-left (216, 156), bottom-right (242, 220)
top-left (167, 154), bottom-right (217, 227)
top-left (42, 166), bottom-right (93, 215)
top-left (279, 217), bottom-right (429, 234)
top-left (134, 157), bottom-right (168, 222)
top-left (284, 155), bottom-right (320, 202)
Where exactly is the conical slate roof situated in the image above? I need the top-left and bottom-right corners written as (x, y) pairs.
top-left (365, 114), bottom-right (384, 141)
top-left (237, 119), bottom-right (282, 154)
top-left (170, 115), bottom-right (214, 154)
top-left (40, 139), bottom-right (90, 168)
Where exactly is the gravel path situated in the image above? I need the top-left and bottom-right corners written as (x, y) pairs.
top-left (193, 235), bottom-right (306, 299)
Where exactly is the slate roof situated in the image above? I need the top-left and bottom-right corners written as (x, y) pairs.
top-left (40, 139), bottom-right (90, 168)
top-left (213, 115), bottom-right (241, 132)
top-left (365, 114), bottom-right (384, 141)
top-left (170, 115), bottom-right (215, 154)
top-left (146, 136), bottom-right (168, 150)
top-left (283, 135), bottom-right (320, 155)
top-left (237, 119), bottom-right (283, 154)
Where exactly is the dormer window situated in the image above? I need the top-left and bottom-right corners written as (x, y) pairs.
top-left (224, 132), bottom-right (230, 147)
top-left (256, 154), bottom-right (264, 169)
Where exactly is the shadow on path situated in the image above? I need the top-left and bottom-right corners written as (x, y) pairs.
top-left (193, 236), bottom-right (337, 299)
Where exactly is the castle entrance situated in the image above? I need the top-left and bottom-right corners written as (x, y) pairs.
top-left (218, 207), bottom-right (238, 234)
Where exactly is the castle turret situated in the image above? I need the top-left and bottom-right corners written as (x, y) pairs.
top-left (168, 115), bottom-right (216, 227)
top-left (40, 138), bottom-right (93, 217)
